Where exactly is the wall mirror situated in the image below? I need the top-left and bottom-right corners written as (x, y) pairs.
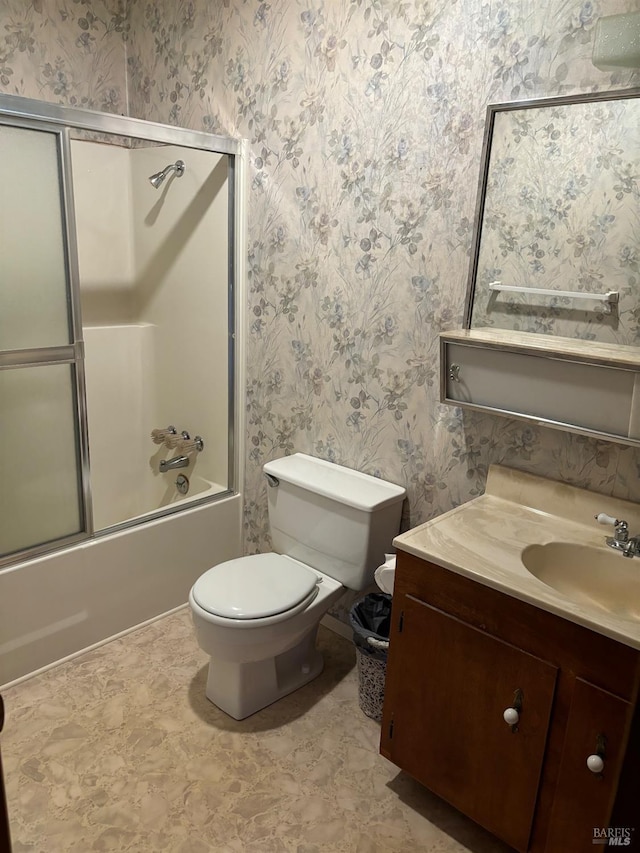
top-left (464, 87), bottom-right (640, 349)
top-left (0, 94), bottom-right (240, 566)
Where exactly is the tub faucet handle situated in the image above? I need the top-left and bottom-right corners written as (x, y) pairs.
top-left (165, 430), bottom-right (191, 449)
top-left (151, 425), bottom-right (177, 445)
top-left (178, 435), bottom-right (204, 454)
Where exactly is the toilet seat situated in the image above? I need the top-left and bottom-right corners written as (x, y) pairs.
top-left (191, 553), bottom-right (321, 620)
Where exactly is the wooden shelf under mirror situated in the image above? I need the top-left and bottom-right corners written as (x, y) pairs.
top-left (440, 329), bottom-right (640, 446)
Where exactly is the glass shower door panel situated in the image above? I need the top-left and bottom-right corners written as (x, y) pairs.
top-left (0, 364), bottom-right (83, 558)
top-left (0, 124), bottom-right (72, 350)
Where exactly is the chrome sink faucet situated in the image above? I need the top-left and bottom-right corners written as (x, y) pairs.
top-left (595, 513), bottom-right (640, 558)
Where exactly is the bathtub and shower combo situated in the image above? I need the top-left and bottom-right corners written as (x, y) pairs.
top-left (0, 95), bottom-right (246, 688)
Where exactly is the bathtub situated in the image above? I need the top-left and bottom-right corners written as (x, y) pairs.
top-left (129, 475), bottom-right (227, 524)
top-left (0, 490), bottom-right (242, 688)
top-left (158, 474), bottom-right (222, 506)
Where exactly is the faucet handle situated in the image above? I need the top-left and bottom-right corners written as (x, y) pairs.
top-left (151, 425), bottom-right (177, 445)
top-left (178, 435), bottom-right (204, 454)
top-left (595, 512), bottom-right (618, 527)
top-left (165, 430), bottom-right (191, 449)
top-left (596, 513), bottom-right (629, 544)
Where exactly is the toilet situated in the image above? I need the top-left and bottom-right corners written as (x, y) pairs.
top-left (189, 453), bottom-right (406, 719)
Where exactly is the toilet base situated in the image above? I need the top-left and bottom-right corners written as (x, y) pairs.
top-left (205, 625), bottom-right (324, 720)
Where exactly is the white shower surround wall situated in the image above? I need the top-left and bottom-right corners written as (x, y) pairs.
top-left (72, 139), bottom-right (231, 529)
top-left (82, 323), bottom-right (228, 527)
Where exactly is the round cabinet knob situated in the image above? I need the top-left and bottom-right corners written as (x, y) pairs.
top-left (503, 707), bottom-right (520, 726)
top-left (587, 754), bottom-right (605, 774)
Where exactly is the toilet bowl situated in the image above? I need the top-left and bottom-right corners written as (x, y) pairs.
top-left (190, 553), bottom-right (345, 719)
top-left (189, 453), bottom-right (406, 720)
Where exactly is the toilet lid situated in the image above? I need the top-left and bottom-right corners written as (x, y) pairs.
top-left (191, 553), bottom-right (321, 620)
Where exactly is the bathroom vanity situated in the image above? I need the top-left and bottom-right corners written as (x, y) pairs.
top-left (380, 466), bottom-right (640, 852)
top-left (400, 82), bottom-right (640, 852)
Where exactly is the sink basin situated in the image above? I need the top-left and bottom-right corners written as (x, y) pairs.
top-left (521, 542), bottom-right (640, 619)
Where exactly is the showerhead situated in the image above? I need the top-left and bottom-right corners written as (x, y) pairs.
top-left (149, 160), bottom-right (185, 189)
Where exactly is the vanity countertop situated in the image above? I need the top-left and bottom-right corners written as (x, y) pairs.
top-left (393, 465), bottom-right (640, 649)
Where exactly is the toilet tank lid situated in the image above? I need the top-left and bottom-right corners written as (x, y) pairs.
top-left (263, 453), bottom-right (406, 512)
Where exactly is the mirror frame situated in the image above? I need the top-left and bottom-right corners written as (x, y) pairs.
top-left (463, 86), bottom-right (640, 329)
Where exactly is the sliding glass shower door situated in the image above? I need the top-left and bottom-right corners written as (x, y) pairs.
top-left (0, 121), bottom-right (89, 561)
top-left (1, 94), bottom-right (240, 568)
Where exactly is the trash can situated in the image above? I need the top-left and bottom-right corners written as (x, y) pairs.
top-left (349, 593), bottom-right (392, 722)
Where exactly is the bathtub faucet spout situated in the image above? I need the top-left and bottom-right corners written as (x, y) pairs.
top-left (159, 455), bottom-right (190, 473)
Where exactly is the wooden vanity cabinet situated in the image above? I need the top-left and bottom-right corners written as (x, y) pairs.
top-left (380, 553), bottom-right (640, 853)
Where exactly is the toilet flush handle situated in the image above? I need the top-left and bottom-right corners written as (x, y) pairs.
top-left (265, 473), bottom-right (279, 488)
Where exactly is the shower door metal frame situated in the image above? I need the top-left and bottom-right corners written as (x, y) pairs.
top-left (0, 94), bottom-right (242, 566)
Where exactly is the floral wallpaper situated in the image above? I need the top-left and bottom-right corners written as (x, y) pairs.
top-left (471, 96), bottom-right (640, 343)
top-left (2, 1), bottom-right (640, 606)
top-left (0, 0), bottom-right (126, 111)
top-left (123, 0), bottom-right (640, 548)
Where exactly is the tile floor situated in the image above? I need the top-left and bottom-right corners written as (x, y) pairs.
top-left (2, 609), bottom-right (512, 852)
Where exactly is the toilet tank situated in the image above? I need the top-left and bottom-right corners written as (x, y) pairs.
top-left (263, 454), bottom-right (406, 590)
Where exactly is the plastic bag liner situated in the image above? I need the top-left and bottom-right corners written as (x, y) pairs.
top-left (349, 593), bottom-right (392, 662)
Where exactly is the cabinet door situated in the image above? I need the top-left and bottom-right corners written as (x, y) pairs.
top-left (545, 678), bottom-right (632, 850)
top-left (442, 340), bottom-right (637, 440)
top-left (384, 595), bottom-right (558, 852)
